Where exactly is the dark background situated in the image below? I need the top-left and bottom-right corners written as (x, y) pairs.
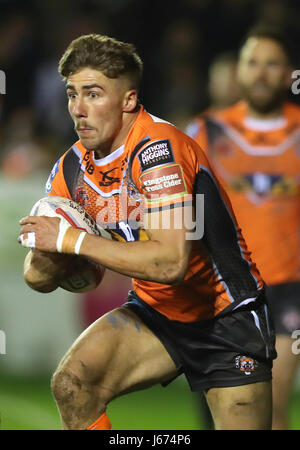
top-left (0, 0), bottom-right (300, 171)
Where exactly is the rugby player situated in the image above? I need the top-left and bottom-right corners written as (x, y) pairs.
top-left (187, 26), bottom-right (299, 429)
top-left (18, 34), bottom-right (276, 430)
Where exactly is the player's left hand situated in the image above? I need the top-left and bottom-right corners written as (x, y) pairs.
top-left (18, 216), bottom-right (61, 253)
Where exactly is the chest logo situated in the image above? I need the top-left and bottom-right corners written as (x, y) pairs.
top-left (99, 168), bottom-right (120, 187)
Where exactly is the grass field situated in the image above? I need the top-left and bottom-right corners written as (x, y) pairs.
top-left (0, 373), bottom-right (300, 430)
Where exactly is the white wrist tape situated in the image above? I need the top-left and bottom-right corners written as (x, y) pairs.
top-left (74, 231), bottom-right (87, 255)
top-left (56, 218), bottom-right (71, 253)
top-left (57, 218), bottom-right (87, 255)
top-left (20, 232), bottom-right (36, 249)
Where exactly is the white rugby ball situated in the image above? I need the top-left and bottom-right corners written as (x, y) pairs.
top-left (30, 196), bottom-right (111, 239)
top-left (30, 196), bottom-right (110, 293)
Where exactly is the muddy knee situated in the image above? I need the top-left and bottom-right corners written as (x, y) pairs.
top-left (51, 367), bottom-right (106, 427)
top-left (51, 364), bottom-right (111, 408)
top-left (51, 369), bottom-right (81, 403)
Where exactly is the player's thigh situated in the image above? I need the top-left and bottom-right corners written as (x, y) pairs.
top-left (205, 381), bottom-right (272, 430)
top-left (54, 304), bottom-right (178, 401)
top-left (272, 334), bottom-right (300, 399)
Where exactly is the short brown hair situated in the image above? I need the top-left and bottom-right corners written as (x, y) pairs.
top-left (58, 34), bottom-right (143, 89)
top-left (239, 24), bottom-right (295, 65)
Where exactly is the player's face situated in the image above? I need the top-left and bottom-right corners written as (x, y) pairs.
top-left (66, 68), bottom-right (134, 153)
top-left (237, 37), bottom-right (292, 113)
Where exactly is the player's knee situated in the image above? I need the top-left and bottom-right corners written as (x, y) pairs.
top-left (51, 368), bottom-right (82, 404)
top-left (51, 368), bottom-right (93, 405)
top-left (51, 366), bottom-right (111, 409)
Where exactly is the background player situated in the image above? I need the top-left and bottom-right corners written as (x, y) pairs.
top-left (187, 25), bottom-right (300, 429)
top-left (19, 34), bottom-right (275, 430)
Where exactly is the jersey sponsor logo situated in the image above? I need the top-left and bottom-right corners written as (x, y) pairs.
top-left (235, 356), bottom-right (257, 375)
top-left (139, 164), bottom-right (187, 201)
top-left (45, 158), bottom-right (61, 193)
top-left (138, 139), bottom-right (175, 172)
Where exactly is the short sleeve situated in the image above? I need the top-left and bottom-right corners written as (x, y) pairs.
top-left (45, 153), bottom-right (71, 199)
top-left (131, 133), bottom-right (199, 211)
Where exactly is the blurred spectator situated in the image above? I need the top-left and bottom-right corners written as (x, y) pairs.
top-left (206, 51), bottom-right (240, 112)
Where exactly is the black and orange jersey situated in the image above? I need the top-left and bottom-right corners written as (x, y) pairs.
top-left (46, 105), bottom-right (263, 322)
top-left (187, 101), bottom-right (300, 286)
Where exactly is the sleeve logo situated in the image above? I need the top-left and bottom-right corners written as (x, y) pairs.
top-left (139, 164), bottom-right (187, 201)
top-left (138, 139), bottom-right (175, 172)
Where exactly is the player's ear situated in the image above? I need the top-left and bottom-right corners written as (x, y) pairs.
top-left (123, 89), bottom-right (138, 112)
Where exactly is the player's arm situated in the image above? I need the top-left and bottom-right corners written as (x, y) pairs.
top-left (20, 135), bottom-right (197, 285)
top-left (22, 152), bottom-right (74, 293)
top-left (80, 208), bottom-right (192, 284)
top-left (19, 205), bottom-right (193, 285)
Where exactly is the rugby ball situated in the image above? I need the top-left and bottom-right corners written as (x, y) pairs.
top-left (30, 196), bottom-right (111, 293)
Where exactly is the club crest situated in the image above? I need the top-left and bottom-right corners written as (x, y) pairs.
top-left (235, 356), bottom-right (257, 375)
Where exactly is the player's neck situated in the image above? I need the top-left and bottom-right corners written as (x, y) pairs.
top-left (112, 110), bottom-right (139, 152)
top-left (246, 104), bottom-right (284, 120)
top-left (94, 110), bottom-right (139, 159)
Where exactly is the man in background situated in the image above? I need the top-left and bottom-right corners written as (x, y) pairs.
top-left (187, 25), bottom-right (300, 429)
